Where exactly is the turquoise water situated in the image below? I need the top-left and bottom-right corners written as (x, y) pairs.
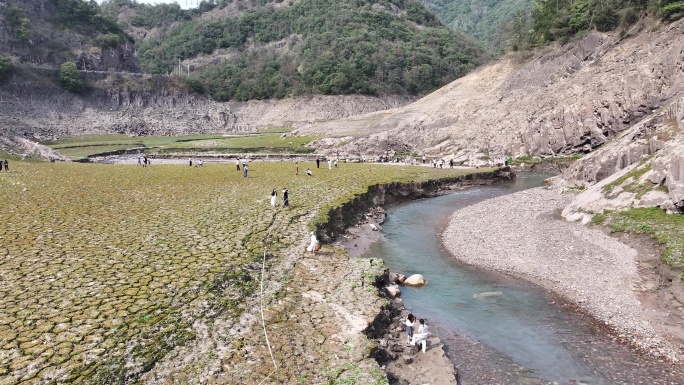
top-left (361, 174), bottom-right (611, 384)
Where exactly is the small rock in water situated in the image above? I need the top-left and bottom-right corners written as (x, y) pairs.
top-left (473, 291), bottom-right (503, 299)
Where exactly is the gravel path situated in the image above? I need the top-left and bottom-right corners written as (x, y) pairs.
top-left (442, 187), bottom-right (679, 361)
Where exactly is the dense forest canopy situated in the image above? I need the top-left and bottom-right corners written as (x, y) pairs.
top-left (529, 0), bottom-right (684, 46)
top-left (110, 0), bottom-right (485, 101)
top-left (421, 0), bottom-right (533, 51)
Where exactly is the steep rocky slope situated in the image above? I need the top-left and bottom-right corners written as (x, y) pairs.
top-left (0, 70), bottom-right (415, 137)
top-left (559, 96), bottom-right (684, 216)
top-left (0, 0), bottom-right (138, 72)
top-left (296, 18), bottom-right (684, 164)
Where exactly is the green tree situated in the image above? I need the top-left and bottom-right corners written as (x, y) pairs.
top-left (5, 7), bottom-right (32, 43)
top-left (59, 62), bottom-right (82, 92)
top-left (0, 56), bottom-right (13, 82)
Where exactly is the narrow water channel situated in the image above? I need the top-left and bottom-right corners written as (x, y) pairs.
top-left (360, 174), bottom-right (682, 385)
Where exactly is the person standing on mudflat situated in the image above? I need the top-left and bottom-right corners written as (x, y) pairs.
top-left (316, 158), bottom-right (320, 168)
top-left (283, 188), bottom-right (289, 207)
top-left (270, 188), bottom-right (278, 207)
top-left (236, 158), bottom-right (240, 171)
top-left (243, 163), bottom-right (248, 178)
top-left (0, 159), bottom-right (3, 172)
top-left (306, 232), bottom-right (318, 255)
top-left (405, 313), bottom-right (415, 345)
top-left (3, 159), bottom-right (8, 172)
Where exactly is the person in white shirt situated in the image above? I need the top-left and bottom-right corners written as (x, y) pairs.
top-left (410, 318), bottom-right (429, 353)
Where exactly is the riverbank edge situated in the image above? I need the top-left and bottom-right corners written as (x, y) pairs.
top-left (441, 187), bottom-right (684, 363)
top-left (316, 168), bottom-right (516, 383)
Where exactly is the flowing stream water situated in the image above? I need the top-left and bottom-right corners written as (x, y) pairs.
top-left (359, 173), bottom-right (681, 384)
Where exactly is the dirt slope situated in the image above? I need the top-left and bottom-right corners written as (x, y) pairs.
top-left (296, 18), bottom-right (684, 164)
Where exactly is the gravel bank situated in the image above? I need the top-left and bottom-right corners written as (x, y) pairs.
top-left (442, 187), bottom-right (680, 361)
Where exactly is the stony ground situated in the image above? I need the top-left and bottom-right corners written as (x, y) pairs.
top-left (442, 186), bottom-right (684, 362)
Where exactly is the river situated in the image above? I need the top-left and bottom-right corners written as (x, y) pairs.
top-left (360, 173), bottom-right (681, 384)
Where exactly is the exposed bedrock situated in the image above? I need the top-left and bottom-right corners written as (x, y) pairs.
top-left (299, 19), bottom-right (684, 161)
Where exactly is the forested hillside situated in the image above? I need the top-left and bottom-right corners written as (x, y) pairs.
top-left (530, 0), bottom-right (684, 46)
top-left (421, 0), bottom-right (532, 50)
top-left (0, 0), bottom-right (136, 71)
top-left (102, 0), bottom-right (486, 101)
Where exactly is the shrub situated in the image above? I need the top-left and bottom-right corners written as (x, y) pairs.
top-left (97, 33), bottom-right (124, 48)
top-left (5, 6), bottom-right (32, 43)
top-left (59, 62), bottom-right (82, 92)
top-left (660, 1), bottom-right (684, 21)
top-left (0, 56), bottom-right (13, 82)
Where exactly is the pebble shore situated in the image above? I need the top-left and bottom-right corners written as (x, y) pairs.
top-left (442, 186), bottom-right (680, 361)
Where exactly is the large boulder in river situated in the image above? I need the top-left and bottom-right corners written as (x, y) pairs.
top-left (403, 274), bottom-right (426, 287)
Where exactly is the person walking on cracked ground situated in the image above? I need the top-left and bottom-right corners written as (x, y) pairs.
top-left (282, 188), bottom-right (289, 207)
top-left (270, 188), bottom-right (278, 207)
top-left (306, 231), bottom-right (318, 255)
top-left (3, 159), bottom-right (8, 172)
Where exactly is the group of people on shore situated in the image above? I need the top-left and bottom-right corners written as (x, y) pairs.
top-left (136, 155), bottom-right (150, 167)
top-left (0, 159), bottom-right (8, 172)
top-left (405, 313), bottom-right (429, 353)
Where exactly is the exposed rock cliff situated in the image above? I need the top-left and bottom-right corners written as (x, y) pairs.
top-left (0, 71), bottom-right (415, 137)
top-left (0, 0), bottom-right (139, 72)
top-left (559, 97), bottom-right (684, 217)
top-left (295, 18), bottom-right (684, 163)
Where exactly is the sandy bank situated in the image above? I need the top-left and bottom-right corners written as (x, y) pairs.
top-left (442, 186), bottom-right (683, 361)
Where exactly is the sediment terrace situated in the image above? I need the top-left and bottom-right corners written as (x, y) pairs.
top-left (0, 161), bottom-right (505, 384)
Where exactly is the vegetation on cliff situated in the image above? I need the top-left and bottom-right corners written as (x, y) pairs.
top-left (0, 56), bottom-right (12, 82)
top-left (421, 0), bottom-right (533, 51)
top-left (105, 0), bottom-right (484, 100)
top-left (58, 62), bottom-right (83, 92)
top-left (530, 0), bottom-right (684, 46)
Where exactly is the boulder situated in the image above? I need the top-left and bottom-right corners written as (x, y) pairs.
top-left (403, 274), bottom-right (426, 287)
top-left (385, 284), bottom-right (401, 298)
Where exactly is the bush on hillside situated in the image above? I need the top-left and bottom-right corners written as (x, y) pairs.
top-left (531, 0), bottom-right (684, 44)
top-left (5, 6), bottom-right (32, 43)
top-left (53, 0), bottom-right (128, 43)
top-left (660, 1), bottom-right (684, 21)
top-left (59, 62), bottom-right (82, 92)
top-left (0, 56), bottom-right (13, 82)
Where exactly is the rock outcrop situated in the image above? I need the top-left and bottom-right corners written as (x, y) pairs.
top-left (0, 73), bottom-right (415, 137)
top-left (0, 132), bottom-right (67, 161)
top-left (296, 18), bottom-right (684, 163)
top-left (559, 96), bottom-right (684, 217)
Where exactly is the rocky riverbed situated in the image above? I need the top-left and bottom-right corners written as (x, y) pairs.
top-left (442, 186), bottom-right (684, 363)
